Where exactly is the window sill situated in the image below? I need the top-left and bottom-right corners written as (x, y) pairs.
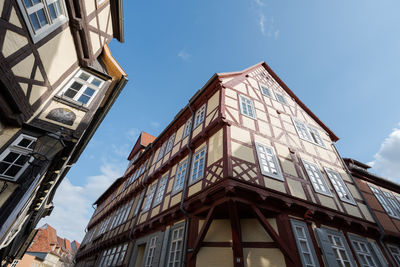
top-left (53, 95), bottom-right (90, 112)
top-left (240, 113), bottom-right (257, 120)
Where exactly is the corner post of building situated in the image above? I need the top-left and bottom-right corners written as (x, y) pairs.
top-left (228, 200), bottom-right (244, 267)
top-left (186, 215), bottom-right (199, 267)
top-left (276, 212), bottom-right (302, 267)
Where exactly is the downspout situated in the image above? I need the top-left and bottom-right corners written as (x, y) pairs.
top-left (332, 144), bottom-right (396, 267)
top-left (129, 143), bottom-right (155, 243)
top-left (180, 101), bottom-right (196, 266)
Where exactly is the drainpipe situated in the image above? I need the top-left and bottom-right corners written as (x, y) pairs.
top-left (180, 101), bottom-right (196, 266)
top-left (332, 144), bottom-right (396, 267)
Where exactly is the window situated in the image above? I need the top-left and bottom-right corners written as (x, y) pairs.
top-left (0, 134), bottom-right (36, 181)
top-left (167, 227), bottom-right (184, 267)
top-left (10, 260), bottom-right (19, 267)
top-left (165, 133), bottom-right (176, 154)
top-left (290, 220), bottom-right (319, 267)
top-left (259, 83), bottom-right (273, 98)
top-left (59, 70), bottom-right (104, 106)
top-left (255, 142), bottom-right (283, 181)
top-left (315, 228), bottom-right (356, 267)
top-left (193, 104), bottom-right (206, 129)
top-left (97, 217), bottom-right (111, 237)
top-left (110, 200), bottom-right (133, 229)
top-left (157, 142), bottom-right (167, 162)
top-left (292, 118), bottom-right (325, 147)
top-left (388, 244), bottom-right (400, 265)
top-left (274, 91), bottom-right (288, 105)
top-left (142, 185), bottom-right (157, 212)
top-left (98, 243), bottom-right (128, 267)
top-left (17, 0), bottom-right (68, 43)
top-left (348, 235), bottom-right (381, 267)
top-left (145, 236), bottom-right (158, 267)
top-left (190, 146), bottom-right (206, 184)
top-left (369, 186), bottom-right (400, 219)
top-left (172, 160), bottom-right (188, 194)
top-left (324, 168), bottom-right (355, 204)
top-left (182, 118), bottom-right (192, 139)
top-left (302, 160), bottom-right (331, 196)
top-left (239, 95), bottom-right (256, 119)
top-left (153, 175), bottom-right (168, 206)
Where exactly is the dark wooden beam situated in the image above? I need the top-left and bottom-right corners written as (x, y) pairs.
top-left (190, 205), bottom-right (215, 260)
top-left (251, 205), bottom-right (296, 264)
top-left (229, 200), bottom-right (244, 267)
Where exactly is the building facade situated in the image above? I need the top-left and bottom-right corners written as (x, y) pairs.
top-left (344, 158), bottom-right (400, 266)
top-left (76, 62), bottom-right (397, 267)
top-left (10, 223), bottom-right (80, 267)
top-left (0, 0), bottom-right (126, 264)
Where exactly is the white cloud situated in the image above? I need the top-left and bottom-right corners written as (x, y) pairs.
top-left (40, 162), bottom-right (125, 242)
top-left (126, 128), bottom-right (140, 141)
top-left (150, 121), bottom-right (161, 129)
top-left (178, 49), bottom-right (191, 61)
top-left (254, 0), bottom-right (264, 6)
top-left (259, 14), bottom-right (266, 35)
top-left (369, 125), bottom-right (400, 183)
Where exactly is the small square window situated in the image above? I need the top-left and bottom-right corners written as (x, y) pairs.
top-left (259, 84), bottom-right (273, 98)
top-left (239, 95), bottom-right (256, 119)
top-left (274, 91), bottom-right (288, 105)
top-left (58, 70), bottom-right (105, 106)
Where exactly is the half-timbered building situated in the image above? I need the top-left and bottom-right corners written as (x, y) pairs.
top-left (0, 0), bottom-right (126, 264)
top-left (344, 158), bottom-right (400, 266)
top-left (76, 62), bottom-right (395, 267)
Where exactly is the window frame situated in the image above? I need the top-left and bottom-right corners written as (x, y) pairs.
top-left (347, 234), bottom-right (380, 267)
top-left (142, 184), bottom-right (157, 212)
top-left (144, 236), bottom-right (158, 267)
top-left (153, 175), bottom-right (168, 207)
top-left (189, 146), bottom-right (207, 185)
top-left (292, 118), bottom-right (326, 148)
top-left (193, 104), bottom-right (206, 129)
top-left (387, 244), bottom-right (400, 266)
top-left (0, 134), bottom-right (36, 181)
top-left (290, 219), bottom-right (320, 267)
top-left (57, 69), bottom-right (105, 107)
top-left (259, 83), bottom-right (274, 99)
top-left (369, 185), bottom-right (400, 219)
top-left (182, 118), bottom-right (192, 139)
top-left (239, 94), bottom-right (257, 119)
top-left (301, 159), bottom-right (332, 197)
top-left (16, 0), bottom-right (69, 43)
top-left (165, 133), bottom-right (176, 154)
top-left (255, 142), bottom-right (283, 181)
top-left (167, 225), bottom-right (185, 267)
top-left (274, 91), bottom-right (288, 105)
top-left (324, 167), bottom-right (355, 205)
top-left (172, 159), bottom-right (188, 195)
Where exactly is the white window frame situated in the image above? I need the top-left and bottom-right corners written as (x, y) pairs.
top-left (369, 185), bottom-right (400, 219)
top-left (58, 69), bottom-right (105, 107)
top-left (327, 232), bottom-right (354, 267)
top-left (0, 134), bottom-right (36, 181)
top-left (302, 160), bottom-right (332, 196)
top-left (17, 0), bottom-right (69, 43)
top-left (255, 142), bottom-right (283, 181)
top-left (290, 220), bottom-right (319, 267)
top-left (259, 83), bottom-right (273, 98)
top-left (189, 146), bottom-right (207, 185)
top-left (156, 142), bottom-right (167, 162)
top-left (172, 159), bottom-right (188, 194)
top-left (388, 244), bottom-right (400, 266)
top-left (167, 226), bottom-right (184, 267)
top-left (239, 95), bottom-right (256, 119)
top-left (153, 175), bottom-right (168, 206)
top-left (165, 133), bottom-right (176, 154)
top-left (274, 91), bottom-right (288, 105)
top-left (292, 118), bottom-right (326, 148)
top-left (193, 104), bottom-right (206, 129)
top-left (142, 184), bottom-right (157, 212)
top-left (324, 167), bottom-right (355, 204)
top-left (182, 118), bottom-right (192, 139)
top-left (144, 236), bottom-right (158, 267)
top-left (348, 236), bottom-right (377, 267)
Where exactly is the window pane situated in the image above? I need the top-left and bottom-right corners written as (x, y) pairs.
top-left (37, 9), bottom-right (48, 27)
top-left (29, 13), bottom-right (41, 30)
top-left (3, 152), bottom-right (19, 163)
top-left (78, 95), bottom-right (90, 104)
top-left (48, 3), bottom-right (57, 19)
top-left (84, 88), bottom-right (95, 97)
top-left (5, 165), bottom-right (22, 177)
top-left (24, 0), bottom-right (33, 7)
top-left (91, 79), bottom-right (102, 87)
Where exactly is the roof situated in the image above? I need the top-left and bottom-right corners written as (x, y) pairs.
top-left (127, 131), bottom-right (156, 160)
top-left (219, 62), bottom-right (339, 141)
top-left (93, 177), bottom-right (123, 205)
top-left (344, 158), bottom-right (400, 191)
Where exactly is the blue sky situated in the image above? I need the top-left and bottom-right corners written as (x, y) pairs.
top-left (42, 0), bottom-right (400, 242)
